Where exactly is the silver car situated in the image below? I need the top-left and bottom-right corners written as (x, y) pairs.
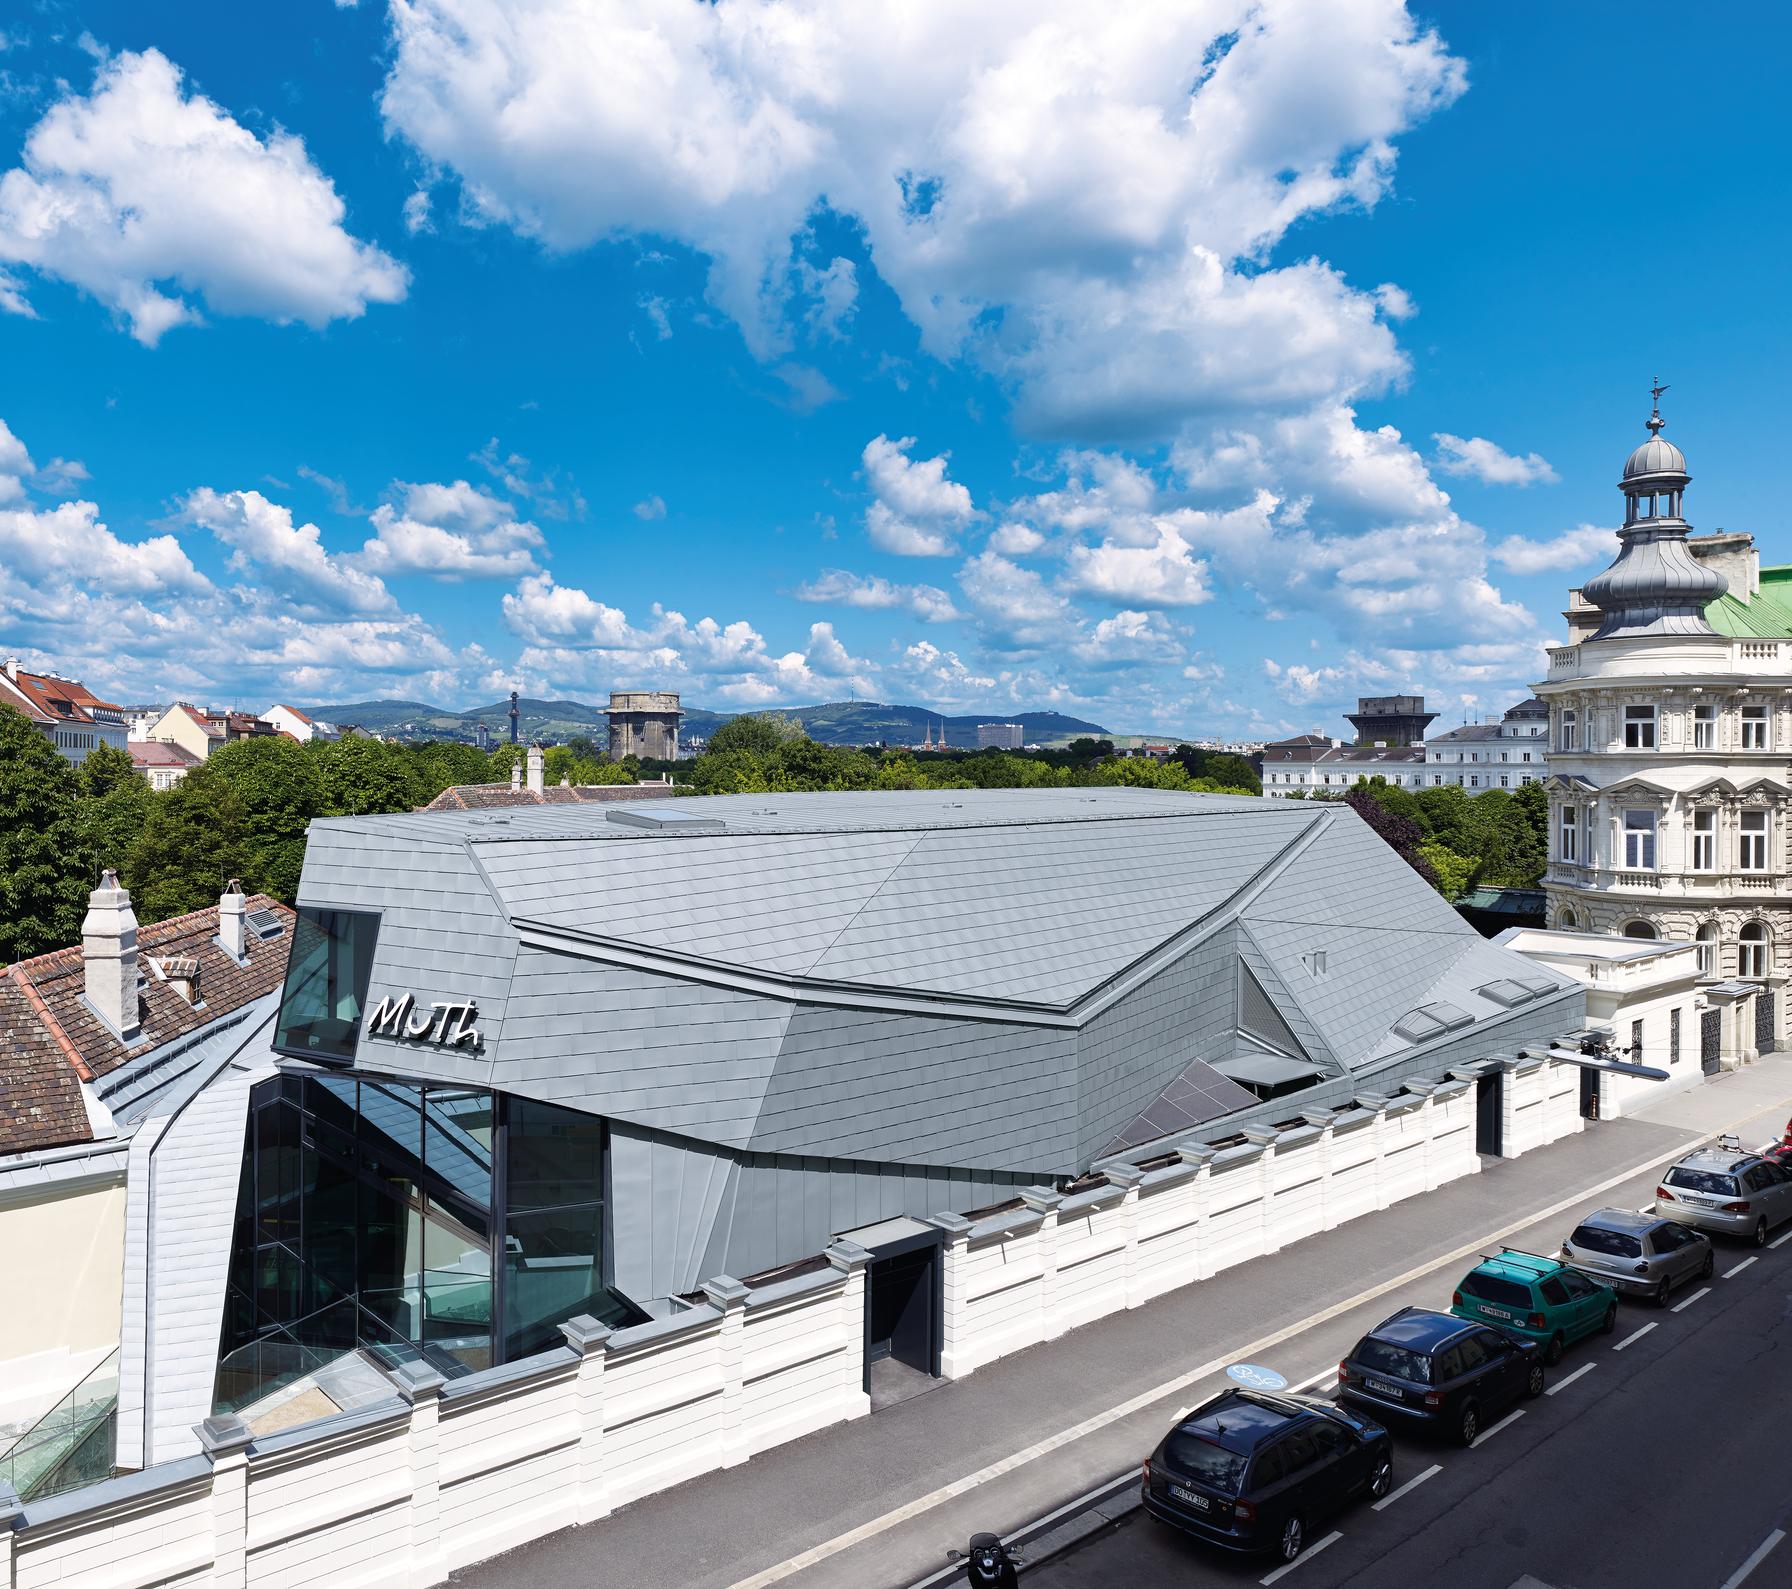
top-left (1561, 1207), bottom-right (1713, 1304)
top-left (1654, 1147), bottom-right (1792, 1246)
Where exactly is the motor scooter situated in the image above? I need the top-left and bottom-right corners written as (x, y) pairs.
top-left (946, 1532), bottom-right (1022, 1588)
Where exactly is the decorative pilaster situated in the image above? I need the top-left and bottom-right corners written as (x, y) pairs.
top-left (1355, 1095), bottom-right (1391, 1208)
top-left (823, 1240), bottom-right (873, 1417)
top-left (927, 1213), bottom-right (974, 1379)
top-left (1244, 1128), bottom-right (1281, 1253)
top-left (195, 1413), bottom-right (253, 1589)
top-left (1176, 1144), bottom-right (1216, 1279)
top-left (1020, 1186), bottom-right (1064, 1341)
top-left (1303, 1109), bottom-right (1340, 1230)
top-left (558, 1315), bottom-right (612, 1525)
top-left (1103, 1164), bottom-right (1147, 1308)
top-left (702, 1277), bottom-right (751, 1467)
top-left (392, 1361), bottom-right (446, 1589)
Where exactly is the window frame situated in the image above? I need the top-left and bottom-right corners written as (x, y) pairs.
top-left (1623, 809), bottom-right (1657, 870)
top-left (1740, 809), bottom-right (1770, 873)
top-left (1692, 809), bottom-right (1716, 872)
top-left (1624, 704), bottom-right (1657, 750)
top-left (1741, 705), bottom-right (1770, 752)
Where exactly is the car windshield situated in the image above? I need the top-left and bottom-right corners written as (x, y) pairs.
top-left (1459, 1272), bottom-right (1532, 1308)
top-left (1570, 1225), bottom-right (1642, 1258)
top-left (1665, 1168), bottom-right (1739, 1197)
top-left (1352, 1338), bottom-right (1432, 1384)
top-left (1163, 1432), bottom-right (1248, 1494)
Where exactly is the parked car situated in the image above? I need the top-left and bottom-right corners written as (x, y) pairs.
top-left (1338, 1306), bottom-right (1544, 1446)
top-left (1560, 1207), bottom-right (1713, 1304)
top-left (1655, 1146), bottom-right (1792, 1246)
top-left (1449, 1248), bottom-right (1617, 1362)
top-left (1141, 1389), bottom-right (1392, 1563)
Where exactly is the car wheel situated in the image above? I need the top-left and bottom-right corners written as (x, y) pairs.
top-left (1544, 1332), bottom-right (1565, 1366)
top-left (1600, 1303), bottom-right (1618, 1335)
top-left (1456, 1402), bottom-right (1480, 1447)
top-left (1700, 1248), bottom-right (1715, 1279)
top-left (1525, 1362), bottom-right (1546, 1399)
top-left (1279, 1514), bottom-right (1305, 1563)
top-left (1368, 1453), bottom-right (1393, 1499)
top-left (1754, 1218), bottom-right (1769, 1248)
top-left (1655, 1275), bottom-right (1673, 1306)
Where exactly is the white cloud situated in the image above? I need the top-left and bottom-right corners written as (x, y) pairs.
top-left (0, 49), bottom-right (406, 344)
top-left (632, 494), bottom-right (667, 520)
top-left (861, 433), bottom-right (976, 556)
top-left (1433, 433), bottom-right (1559, 487)
top-left (380, 0), bottom-right (1461, 437)
top-left (0, 418), bottom-right (31, 503)
top-left (183, 487), bottom-right (395, 614)
top-left (0, 497), bottom-right (210, 599)
top-left (1488, 523), bottom-right (1615, 575)
top-left (402, 188), bottom-right (434, 234)
top-left (360, 479), bottom-right (546, 579)
top-left (957, 548), bottom-right (1073, 644)
top-left (1072, 609), bottom-right (1184, 666)
top-left (799, 255), bottom-right (857, 339)
top-left (987, 521), bottom-right (1045, 555)
top-left (793, 568), bottom-right (961, 621)
top-left (1062, 520), bottom-right (1212, 607)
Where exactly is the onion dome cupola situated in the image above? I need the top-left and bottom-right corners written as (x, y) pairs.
top-left (1580, 382), bottom-right (1726, 641)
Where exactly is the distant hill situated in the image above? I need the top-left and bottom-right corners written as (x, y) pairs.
top-left (301, 696), bottom-right (1110, 749)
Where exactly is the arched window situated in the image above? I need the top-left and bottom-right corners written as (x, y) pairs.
top-left (1558, 906), bottom-right (1577, 930)
top-left (1696, 923), bottom-right (1720, 978)
top-left (1622, 920), bottom-right (1658, 940)
top-left (1740, 922), bottom-right (1771, 980)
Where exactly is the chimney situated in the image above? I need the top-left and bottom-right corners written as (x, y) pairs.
top-left (510, 758), bottom-right (522, 792)
top-left (527, 743), bottom-right (545, 796)
top-left (83, 869), bottom-right (141, 1042)
top-left (219, 878), bottom-right (247, 961)
top-left (3, 655), bottom-right (16, 681)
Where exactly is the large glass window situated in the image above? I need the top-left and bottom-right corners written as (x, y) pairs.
top-left (1623, 809), bottom-right (1656, 870)
top-left (1694, 702), bottom-right (1718, 750)
top-left (1741, 706), bottom-right (1770, 752)
top-left (1741, 810), bottom-right (1770, 872)
top-left (215, 1077), bottom-right (641, 1417)
top-left (1696, 923), bottom-right (1719, 977)
top-left (1559, 805), bottom-right (1578, 862)
top-left (1692, 810), bottom-right (1716, 872)
top-left (1624, 705), bottom-right (1656, 750)
top-left (273, 908), bottom-right (381, 1062)
top-left (1740, 923), bottom-right (1771, 980)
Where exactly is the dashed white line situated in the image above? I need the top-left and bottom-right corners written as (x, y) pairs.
top-left (1287, 1367), bottom-right (1336, 1394)
top-left (1613, 1321), bottom-right (1657, 1351)
top-left (1260, 1531), bottom-right (1342, 1585)
top-left (1671, 1285), bottom-right (1712, 1313)
top-left (1469, 1408), bottom-right (1525, 1449)
top-left (1545, 1361), bottom-right (1596, 1396)
top-left (1769, 1229), bottom-right (1792, 1251)
top-left (1719, 1527), bottom-right (1787, 1589)
top-left (1725, 1257), bottom-right (1758, 1279)
top-left (1371, 1463), bottom-right (1441, 1512)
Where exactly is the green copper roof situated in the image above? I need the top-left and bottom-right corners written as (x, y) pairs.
top-left (1705, 565), bottom-right (1792, 638)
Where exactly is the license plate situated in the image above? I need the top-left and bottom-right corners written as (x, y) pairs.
top-left (1479, 1306), bottom-right (1515, 1321)
top-left (1365, 1379), bottom-right (1403, 1398)
top-left (1170, 1485), bottom-right (1212, 1511)
top-left (1685, 1196), bottom-right (1718, 1208)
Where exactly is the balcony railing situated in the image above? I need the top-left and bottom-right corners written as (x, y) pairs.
top-left (0, 1347), bottom-right (118, 1502)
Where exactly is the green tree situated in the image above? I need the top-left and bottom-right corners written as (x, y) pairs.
top-left (76, 747), bottom-right (153, 886)
top-left (706, 713), bottom-right (802, 756)
top-left (689, 749), bottom-right (773, 794)
top-left (315, 736), bottom-right (420, 816)
top-left (0, 706), bottom-right (91, 961)
top-left (1419, 842), bottom-right (1479, 900)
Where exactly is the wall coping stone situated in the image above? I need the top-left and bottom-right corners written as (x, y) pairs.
top-left (1102, 1164), bottom-right (1147, 1190)
top-left (18, 1455), bottom-right (211, 1531)
top-left (196, 1414), bottom-right (252, 1456)
top-left (439, 1347), bottom-right (577, 1404)
top-left (1175, 1143), bottom-right (1219, 1168)
top-left (925, 1211), bottom-right (975, 1237)
top-left (607, 1304), bottom-right (723, 1354)
top-left (1401, 1077), bottom-right (1444, 1097)
top-left (1300, 1108), bottom-right (1339, 1128)
top-left (1210, 1141), bottom-right (1265, 1170)
top-left (702, 1277), bottom-right (751, 1308)
top-left (1433, 1077), bottom-right (1473, 1102)
top-left (967, 1207), bottom-right (1045, 1243)
top-left (743, 1264), bottom-right (849, 1312)
top-left (1019, 1185), bottom-right (1064, 1214)
top-left (559, 1315), bottom-right (612, 1354)
top-left (1384, 1093), bottom-right (1427, 1117)
top-left (1139, 1159), bottom-right (1200, 1192)
top-left (1274, 1123), bottom-right (1324, 1150)
top-left (1329, 1107), bottom-right (1377, 1135)
top-left (249, 1397), bottom-right (408, 1454)
top-left (392, 1361), bottom-right (446, 1402)
top-left (1060, 1183), bottom-right (1124, 1216)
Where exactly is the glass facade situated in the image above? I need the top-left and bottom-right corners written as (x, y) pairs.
top-left (215, 1073), bottom-right (643, 1415)
top-left (273, 908), bottom-right (382, 1062)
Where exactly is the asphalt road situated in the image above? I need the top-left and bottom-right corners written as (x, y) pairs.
top-left (1024, 1190), bottom-right (1792, 1589)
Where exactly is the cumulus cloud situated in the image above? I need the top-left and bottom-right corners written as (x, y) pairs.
top-left (0, 48), bottom-right (406, 344)
top-left (957, 549), bottom-right (1073, 645)
top-left (1434, 433), bottom-right (1559, 487)
top-left (1488, 524), bottom-right (1615, 575)
top-left (379, 0), bottom-right (1461, 436)
top-left (360, 479), bottom-right (546, 579)
top-left (861, 433), bottom-right (977, 556)
top-left (793, 568), bottom-right (961, 621)
top-left (632, 494), bottom-right (667, 520)
top-left (1062, 521), bottom-right (1212, 607)
top-left (183, 486), bottom-right (395, 614)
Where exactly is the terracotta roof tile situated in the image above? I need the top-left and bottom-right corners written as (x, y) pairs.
top-left (418, 782), bottom-right (675, 812)
top-left (1, 894), bottom-right (295, 1155)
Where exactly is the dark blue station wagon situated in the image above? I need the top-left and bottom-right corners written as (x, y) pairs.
top-left (1338, 1306), bottom-right (1545, 1446)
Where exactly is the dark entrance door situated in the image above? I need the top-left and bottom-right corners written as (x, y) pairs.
top-left (1475, 1073), bottom-right (1503, 1156)
top-left (1578, 1064), bottom-right (1600, 1121)
top-left (1756, 990), bottom-right (1777, 1055)
top-left (867, 1245), bottom-right (936, 1373)
top-left (1702, 1008), bottom-right (1722, 1075)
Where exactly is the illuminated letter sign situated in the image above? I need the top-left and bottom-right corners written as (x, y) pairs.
top-left (364, 993), bottom-right (482, 1049)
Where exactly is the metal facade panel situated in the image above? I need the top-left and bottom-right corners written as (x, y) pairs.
top-left (607, 1122), bottom-right (738, 1299)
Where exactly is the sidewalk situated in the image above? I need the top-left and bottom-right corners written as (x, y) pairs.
top-left (450, 1057), bottom-right (1792, 1589)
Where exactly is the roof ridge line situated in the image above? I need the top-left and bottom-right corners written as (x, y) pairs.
top-left (798, 828), bottom-right (932, 976)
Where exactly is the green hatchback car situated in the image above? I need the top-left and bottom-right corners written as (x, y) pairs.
top-left (1449, 1248), bottom-right (1618, 1364)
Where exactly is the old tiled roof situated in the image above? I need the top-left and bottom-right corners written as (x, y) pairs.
top-left (420, 782), bottom-right (674, 812)
top-left (0, 667), bottom-right (124, 727)
top-left (0, 977), bottom-right (89, 1155)
top-left (129, 740), bottom-right (202, 769)
top-left (0, 894), bottom-right (294, 1155)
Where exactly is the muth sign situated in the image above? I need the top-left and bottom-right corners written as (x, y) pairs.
top-left (365, 992), bottom-right (482, 1049)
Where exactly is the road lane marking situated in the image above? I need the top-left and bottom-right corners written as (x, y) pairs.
top-left (1670, 1285), bottom-right (1712, 1313)
top-left (1545, 1362), bottom-right (1595, 1396)
top-left (1612, 1322), bottom-right (1657, 1351)
top-left (733, 1099), bottom-right (1792, 1589)
top-left (1769, 1229), bottom-right (1792, 1250)
top-left (1469, 1408), bottom-right (1525, 1449)
top-left (1371, 1463), bottom-right (1440, 1512)
top-left (1260, 1531), bottom-right (1342, 1585)
top-left (1725, 1257), bottom-right (1758, 1279)
top-left (1720, 1527), bottom-right (1786, 1589)
top-left (1288, 1367), bottom-right (1335, 1393)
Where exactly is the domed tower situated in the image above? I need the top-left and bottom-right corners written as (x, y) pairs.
top-left (1579, 386), bottom-right (1727, 641)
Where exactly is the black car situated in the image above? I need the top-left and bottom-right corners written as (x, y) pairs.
top-left (1338, 1306), bottom-right (1545, 1446)
top-left (1141, 1389), bottom-right (1393, 1563)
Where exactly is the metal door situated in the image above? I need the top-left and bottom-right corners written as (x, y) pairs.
top-left (866, 1245), bottom-right (937, 1375)
top-left (1578, 1065), bottom-right (1600, 1120)
top-left (1475, 1073), bottom-right (1503, 1155)
top-left (1756, 990), bottom-right (1776, 1055)
top-left (1702, 1009), bottom-right (1722, 1075)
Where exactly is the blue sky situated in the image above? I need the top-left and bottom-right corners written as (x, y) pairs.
top-left (0, 1), bottom-right (1785, 737)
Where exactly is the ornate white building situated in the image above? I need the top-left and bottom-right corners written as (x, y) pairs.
top-left (1537, 396), bottom-right (1787, 1045)
top-left (1423, 698), bottom-right (1549, 789)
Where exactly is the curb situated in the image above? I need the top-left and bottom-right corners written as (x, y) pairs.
top-left (904, 1469), bottom-right (1139, 1586)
